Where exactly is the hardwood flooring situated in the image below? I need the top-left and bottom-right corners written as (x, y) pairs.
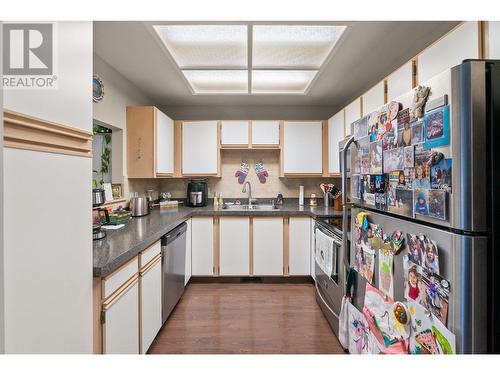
top-left (147, 282), bottom-right (345, 354)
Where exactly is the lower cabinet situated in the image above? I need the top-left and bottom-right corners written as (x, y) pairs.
top-left (102, 276), bottom-right (140, 354)
top-left (191, 217), bottom-right (214, 276)
top-left (140, 258), bottom-right (162, 354)
top-left (289, 217), bottom-right (311, 275)
top-left (253, 217), bottom-right (283, 275)
top-left (185, 218), bottom-right (192, 285)
top-left (219, 217), bottom-right (250, 275)
top-left (310, 218), bottom-right (316, 280)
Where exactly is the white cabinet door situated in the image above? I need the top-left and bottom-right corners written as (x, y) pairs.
top-left (283, 121), bottom-right (323, 174)
top-left (191, 217), bottom-right (214, 276)
top-left (185, 219), bottom-right (192, 285)
top-left (219, 217), bottom-right (250, 275)
top-left (251, 121), bottom-right (280, 145)
top-left (103, 281), bottom-right (139, 354)
top-left (310, 218), bottom-right (316, 280)
top-left (182, 121), bottom-right (218, 175)
top-left (387, 61), bottom-right (413, 102)
top-left (362, 81), bottom-right (385, 116)
top-left (344, 98), bottom-right (361, 136)
top-left (140, 260), bottom-right (162, 354)
top-left (328, 111), bottom-right (344, 174)
top-left (289, 217), bottom-right (311, 276)
top-left (156, 109), bottom-right (174, 174)
top-left (221, 121), bottom-right (249, 145)
top-left (253, 218), bottom-right (283, 275)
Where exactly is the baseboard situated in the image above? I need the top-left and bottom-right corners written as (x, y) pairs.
top-left (189, 276), bottom-right (314, 284)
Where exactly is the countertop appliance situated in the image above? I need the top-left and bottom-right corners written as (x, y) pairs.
top-left (129, 197), bottom-right (150, 217)
top-left (161, 222), bottom-right (187, 323)
top-left (186, 179), bottom-right (208, 207)
top-left (92, 188), bottom-right (105, 207)
top-left (335, 60), bottom-right (500, 353)
top-left (93, 208), bottom-right (109, 240)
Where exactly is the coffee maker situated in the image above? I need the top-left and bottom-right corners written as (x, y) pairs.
top-left (186, 179), bottom-right (208, 207)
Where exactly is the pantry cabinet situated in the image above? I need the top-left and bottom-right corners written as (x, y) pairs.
top-left (221, 121), bottom-right (249, 146)
top-left (219, 217), bottom-right (250, 275)
top-left (251, 121), bottom-right (280, 147)
top-left (127, 106), bottom-right (174, 178)
top-left (185, 219), bottom-right (192, 285)
top-left (328, 111), bottom-right (344, 175)
top-left (288, 217), bottom-right (311, 276)
top-left (182, 121), bottom-right (219, 175)
top-left (191, 217), bottom-right (214, 275)
top-left (282, 121), bottom-right (323, 175)
top-left (253, 217), bottom-right (283, 275)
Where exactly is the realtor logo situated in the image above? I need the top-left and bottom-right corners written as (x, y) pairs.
top-left (2, 23), bottom-right (57, 89)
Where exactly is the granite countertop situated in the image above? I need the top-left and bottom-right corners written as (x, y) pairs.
top-left (93, 200), bottom-right (343, 278)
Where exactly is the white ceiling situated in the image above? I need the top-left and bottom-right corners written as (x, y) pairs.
top-left (93, 21), bottom-right (459, 119)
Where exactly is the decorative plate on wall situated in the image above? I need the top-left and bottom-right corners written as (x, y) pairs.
top-left (93, 75), bottom-right (104, 103)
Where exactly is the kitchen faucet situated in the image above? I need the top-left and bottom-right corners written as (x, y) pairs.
top-left (242, 181), bottom-right (253, 206)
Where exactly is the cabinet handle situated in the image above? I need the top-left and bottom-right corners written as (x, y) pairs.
top-left (102, 275), bottom-right (139, 311)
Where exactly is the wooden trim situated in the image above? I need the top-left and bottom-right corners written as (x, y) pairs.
top-left (102, 274), bottom-right (139, 311)
top-left (249, 216), bottom-right (254, 276)
top-left (173, 121), bottom-right (183, 177)
top-left (93, 278), bottom-right (103, 354)
top-left (216, 121), bottom-right (222, 177)
top-left (322, 120), bottom-right (329, 177)
top-left (3, 109), bottom-right (92, 158)
top-left (213, 217), bottom-right (220, 276)
top-left (359, 96), bottom-right (364, 117)
top-left (479, 21), bottom-right (489, 59)
top-left (139, 253), bottom-right (162, 276)
top-left (282, 173), bottom-right (324, 178)
top-left (279, 120), bottom-right (285, 178)
top-left (220, 144), bottom-right (249, 149)
top-left (190, 275), bottom-right (314, 284)
top-left (283, 217), bottom-right (290, 276)
top-left (250, 144), bottom-right (280, 149)
top-left (342, 108), bottom-right (347, 138)
top-left (412, 57), bottom-right (418, 88)
top-left (383, 79), bottom-right (388, 104)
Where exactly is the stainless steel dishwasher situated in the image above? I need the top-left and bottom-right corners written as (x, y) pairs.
top-left (161, 222), bottom-right (187, 323)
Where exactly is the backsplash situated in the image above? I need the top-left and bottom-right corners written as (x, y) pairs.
top-left (128, 149), bottom-right (340, 199)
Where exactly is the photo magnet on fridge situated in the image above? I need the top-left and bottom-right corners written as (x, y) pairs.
top-left (428, 189), bottom-right (447, 220)
top-left (353, 114), bottom-right (369, 141)
top-left (383, 147), bottom-right (405, 173)
top-left (369, 141), bottom-right (383, 174)
top-left (430, 158), bottom-right (452, 192)
top-left (410, 119), bottom-right (425, 145)
top-left (414, 189), bottom-right (430, 216)
top-left (423, 105), bottom-right (450, 149)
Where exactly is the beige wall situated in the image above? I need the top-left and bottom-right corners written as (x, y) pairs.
top-left (129, 149), bottom-right (340, 200)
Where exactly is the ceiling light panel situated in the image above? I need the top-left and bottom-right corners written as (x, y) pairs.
top-left (251, 70), bottom-right (317, 94)
top-left (252, 25), bottom-right (346, 68)
top-left (154, 25), bottom-right (248, 68)
top-left (183, 70), bottom-right (248, 94)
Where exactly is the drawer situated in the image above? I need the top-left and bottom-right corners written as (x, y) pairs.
top-left (140, 240), bottom-right (161, 268)
top-left (103, 256), bottom-right (139, 299)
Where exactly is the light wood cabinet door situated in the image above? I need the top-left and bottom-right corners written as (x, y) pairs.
top-left (251, 121), bottom-right (280, 146)
top-left (219, 217), bottom-right (250, 276)
top-left (191, 217), bottom-right (214, 276)
top-left (253, 217), bottom-right (283, 275)
top-left (221, 121), bottom-right (249, 145)
top-left (140, 260), bottom-right (162, 354)
top-left (102, 280), bottom-right (139, 354)
top-left (328, 111), bottom-right (344, 175)
top-left (289, 217), bottom-right (311, 276)
top-left (283, 121), bottom-right (323, 174)
top-left (156, 109), bottom-right (174, 175)
top-left (182, 121), bottom-right (218, 175)
top-left (185, 219), bottom-right (192, 285)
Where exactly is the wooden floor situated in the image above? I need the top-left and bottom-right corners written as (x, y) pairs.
top-left (148, 282), bottom-right (345, 354)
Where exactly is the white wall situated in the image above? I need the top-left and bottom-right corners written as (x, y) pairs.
top-left (3, 22), bottom-right (93, 353)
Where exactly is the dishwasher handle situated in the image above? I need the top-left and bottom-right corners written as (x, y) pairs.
top-left (162, 222), bottom-right (188, 246)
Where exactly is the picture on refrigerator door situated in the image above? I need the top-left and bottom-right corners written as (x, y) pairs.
top-left (397, 107), bottom-right (411, 126)
top-left (404, 146), bottom-right (415, 168)
top-left (428, 189), bottom-right (447, 220)
top-left (378, 248), bottom-right (394, 298)
top-left (363, 283), bottom-right (409, 354)
top-left (424, 105), bottom-right (450, 149)
top-left (397, 170), bottom-right (406, 187)
top-left (369, 141), bottom-right (383, 174)
top-left (414, 189), bottom-right (430, 215)
top-left (375, 193), bottom-right (387, 211)
top-left (374, 174), bottom-right (385, 193)
top-left (404, 167), bottom-right (415, 186)
top-left (406, 233), bottom-right (440, 274)
top-left (352, 174), bottom-right (360, 199)
top-left (398, 121), bottom-right (412, 147)
top-left (411, 119), bottom-right (425, 144)
top-left (387, 188), bottom-right (414, 217)
top-left (404, 258), bottom-right (450, 325)
top-left (353, 115), bottom-right (369, 140)
top-left (430, 158), bottom-right (452, 192)
top-left (382, 126), bottom-right (398, 151)
top-left (353, 241), bottom-right (375, 283)
top-left (387, 177), bottom-right (398, 209)
top-left (359, 136), bottom-right (371, 174)
top-left (348, 302), bottom-right (380, 354)
top-left (383, 147), bottom-right (405, 173)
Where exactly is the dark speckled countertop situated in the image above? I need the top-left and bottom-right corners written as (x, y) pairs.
top-left (93, 200), bottom-right (343, 277)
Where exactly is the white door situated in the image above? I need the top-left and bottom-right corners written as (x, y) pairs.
top-left (140, 260), bottom-right (162, 354)
top-left (103, 280), bottom-right (139, 354)
top-left (310, 218), bottom-right (316, 280)
top-left (283, 121), bottom-right (323, 174)
top-left (251, 121), bottom-right (280, 145)
top-left (182, 121), bottom-right (218, 175)
top-left (328, 111), bottom-right (345, 174)
top-left (253, 217), bottom-right (283, 275)
top-left (221, 121), bottom-right (249, 145)
top-left (185, 219), bottom-right (192, 285)
top-left (219, 217), bottom-right (250, 275)
top-left (289, 217), bottom-right (311, 275)
top-left (156, 109), bottom-right (174, 174)
top-left (191, 217), bottom-right (214, 276)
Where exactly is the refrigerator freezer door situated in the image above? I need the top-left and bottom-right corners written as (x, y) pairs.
top-left (350, 207), bottom-right (487, 354)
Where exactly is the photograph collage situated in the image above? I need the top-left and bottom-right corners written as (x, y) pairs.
top-left (351, 93), bottom-right (452, 221)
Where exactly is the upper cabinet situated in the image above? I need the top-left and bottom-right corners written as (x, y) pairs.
top-left (282, 121), bottom-right (323, 175)
top-left (127, 106), bottom-right (174, 178)
top-left (251, 121), bottom-right (280, 147)
top-left (182, 121), bottom-right (220, 176)
top-left (220, 120), bottom-right (249, 146)
top-left (362, 81), bottom-right (385, 116)
top-left (387, 61), bottom-right (414, 102)
top-left (328, 111), bottom-right (345, 175)
top-left (344, 99), bottom-right (361, 136)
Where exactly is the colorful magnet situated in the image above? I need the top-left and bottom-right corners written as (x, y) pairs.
top-left (393, 301), bottom-right (410, 325)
